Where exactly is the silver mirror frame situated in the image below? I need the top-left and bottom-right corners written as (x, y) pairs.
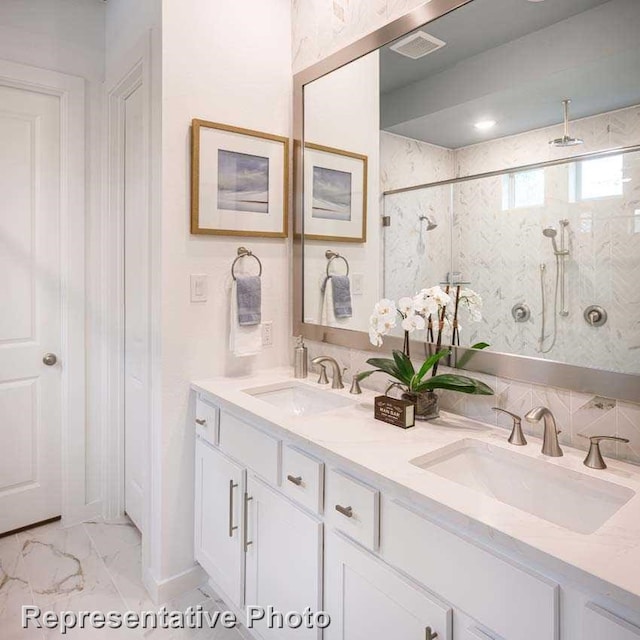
top-left (292, 0), bottom-right (640, 404)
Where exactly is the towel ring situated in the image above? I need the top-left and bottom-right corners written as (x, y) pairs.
top-left (325, 250), bottom-right (349, 277)
top-left (231, 247), bottom-right (262, 281)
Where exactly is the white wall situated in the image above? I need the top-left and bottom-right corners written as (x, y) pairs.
top-left (303, 52), bottom-right (381, 330)
top-left (0, 0), bottom-right (105, 508)
top-left (158, 0), bottom-right (292, 582)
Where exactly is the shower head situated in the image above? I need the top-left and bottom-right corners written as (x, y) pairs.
top-left (419, 215), bottom-right (438, 231)
top-left (549, 99), bottom-right (584, 147)
top-left (543, 226), bottom-right (561, 254)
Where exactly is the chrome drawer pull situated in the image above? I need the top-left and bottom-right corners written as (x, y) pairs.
top-left (195, 418), bottom-right (206, 426)
top-left (425, 627), bottom-right (438, 640)
top-left (244, 494), bottom-right (253, 550)
top-left (335, 504), bottom-right (353, 518)
top-left (228, 480), bottom-right (238, 537)
top-left (287, 474), bottom-right (303, 486)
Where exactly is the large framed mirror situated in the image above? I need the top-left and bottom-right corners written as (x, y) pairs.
top-left (293, 0), bottom-right (640, 402)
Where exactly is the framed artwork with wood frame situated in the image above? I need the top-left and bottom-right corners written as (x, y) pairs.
top-left (191, 119), bottom-right (289, 237)
top-left (303, 142), bottom-right (368, 243)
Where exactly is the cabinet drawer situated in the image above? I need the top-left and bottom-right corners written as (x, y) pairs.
top-left (326, 469), bottom-right (379, 550)
top-left (281, 446), bottom-right (324, 514)
top-left (584, 603), bottom-right (640, 639)
top-left (195, 396), bottom-right (219, 445)
top-left (219, 411), bottom-right (280, 484)
top-left (381, 499), bottom-right (558, 640)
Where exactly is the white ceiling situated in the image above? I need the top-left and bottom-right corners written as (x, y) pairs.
top-left (380, 0), bottom-right (640, 148)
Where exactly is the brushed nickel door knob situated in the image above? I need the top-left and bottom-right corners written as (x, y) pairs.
top-left (43, 353), bottom-right (58, 366)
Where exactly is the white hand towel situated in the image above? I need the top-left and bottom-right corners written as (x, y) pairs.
top-left (230, 281), bottom-right (262, 357)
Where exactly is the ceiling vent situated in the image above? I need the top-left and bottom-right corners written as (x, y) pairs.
top-left (389, 31), bottom-right (446, 60)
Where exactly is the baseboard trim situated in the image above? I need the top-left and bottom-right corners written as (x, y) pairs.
top-left (143, 564), bottom-right (207, 605)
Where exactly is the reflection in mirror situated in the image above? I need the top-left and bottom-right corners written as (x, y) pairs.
top-left (303, 52), bottom-right (380, 330)
top-left (302, 0), bottom-right (640, 376)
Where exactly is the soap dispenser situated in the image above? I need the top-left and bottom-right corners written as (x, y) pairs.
top-left (294, 335), bottom-right (308, 379)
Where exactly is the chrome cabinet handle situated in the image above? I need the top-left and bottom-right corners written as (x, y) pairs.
top-left (335, 504), bottom-right (353, 518)
top-left (244, 493), bottom-right (253, 550)
top-left (195, 418), bottom-right (206, 426)
top-left (228, 480), bottom-right (238, 537)
top-left (43, 353), bottom-right (58, 366)
top-left (287, 474), bottom-right (303, 486)
top-left (425, 627), bottom-right (438, 640)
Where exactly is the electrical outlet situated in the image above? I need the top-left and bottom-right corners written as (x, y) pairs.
top-left (262, 321), bottom-right (273, 347)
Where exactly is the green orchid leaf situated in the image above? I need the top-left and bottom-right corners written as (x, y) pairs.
top-left (365, 357), bottom-right (404, 383)
top-left (356, 369), bottom-right (382, 382)
top-left (418, 374), bottom-right (494, 395)
top-left (412, 350), bottom-right (450, 388)
top-left (471, 342), bottom-right (490, 350)
top-left (392, 350), bottom-right (415, 382)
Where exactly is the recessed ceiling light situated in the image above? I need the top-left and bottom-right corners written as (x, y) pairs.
top-left (474, 120), bottom-right (496, 131)
top-left (527, 0), bottom-right (546, 3)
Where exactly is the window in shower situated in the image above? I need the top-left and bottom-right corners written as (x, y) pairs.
top-left (502, 168), bottom-right (545, 210)
top-left (575, 154), bottom-right (623, 200)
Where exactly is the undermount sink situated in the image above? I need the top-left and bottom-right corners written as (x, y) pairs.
top-left (243, 381), bottom-right (355, 416)
top-left (410, 439), bottom-right (635, 534)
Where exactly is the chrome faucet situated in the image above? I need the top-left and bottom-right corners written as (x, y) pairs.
top-left (310, 356), bottom-right (344, 389)
top-left (524, 407), bottom-right (563, 457)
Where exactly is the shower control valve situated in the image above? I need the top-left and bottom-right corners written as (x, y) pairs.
top-left (511, 303), bottom-right (531, 323)
top-left (584, 305), bottom-right (607, 327)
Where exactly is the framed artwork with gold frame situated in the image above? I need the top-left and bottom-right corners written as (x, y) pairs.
top-left (191, 119), bottom-right (289, 237)
top-left (303, 142), bottom-right (368, 243)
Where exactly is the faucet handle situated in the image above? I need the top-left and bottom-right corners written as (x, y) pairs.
top-left (316, 364), bottom-right (329, 385)
top-left (577, 434), bottom-right (630, 469)
top-left (350, 373), bottom-right (362, 395)
top-left (492, 407), bottom-right (527, 446)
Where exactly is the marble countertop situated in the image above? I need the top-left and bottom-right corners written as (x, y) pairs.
top-left (192, 367), bottom-right (640, 608)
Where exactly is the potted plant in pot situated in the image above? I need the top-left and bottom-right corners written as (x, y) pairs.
top-left (357, 348), bottom-right (493, 420)
top-left (360, 287), bottom-right (493, 420)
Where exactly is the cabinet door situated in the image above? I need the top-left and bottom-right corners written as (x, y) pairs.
top-left (245, 475), bottom-right (323, 640)
top-left (584, 603), bottom-right (640, 639)
top-left (325, 532), bottom-right (452, 640)
top-left (194, 438), bottom-right (244, 608)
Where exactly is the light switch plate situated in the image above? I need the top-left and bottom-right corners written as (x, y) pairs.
top-left (190, 274), bottom-right (208, 302)
top-left (352, 273), bottom-right (364, 295)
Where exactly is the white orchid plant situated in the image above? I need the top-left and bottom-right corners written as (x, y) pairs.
top-left (368, 286), bottom-right (482, 347)
top-left (360, 286), bottom-right (492, 397)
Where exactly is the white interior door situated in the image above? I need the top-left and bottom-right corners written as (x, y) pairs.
top-left (0, 84), bottom-right (62, 533)
top-left (124, 83), bottom-right (149, 532)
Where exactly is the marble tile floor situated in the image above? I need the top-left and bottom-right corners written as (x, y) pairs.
top-left (0, 518), bottom-right (246, 639)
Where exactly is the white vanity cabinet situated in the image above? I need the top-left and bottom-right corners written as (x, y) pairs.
top-left (194, 405), bottom-right (323, 637)
top-left (245, 475), bottom-right (323, 640)
top-left (324, 531), bottom-right (452, 640)
top-left (194, 438), bottom-right (244, 607)
top-left (192, 391), bottom-right (640, 640)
